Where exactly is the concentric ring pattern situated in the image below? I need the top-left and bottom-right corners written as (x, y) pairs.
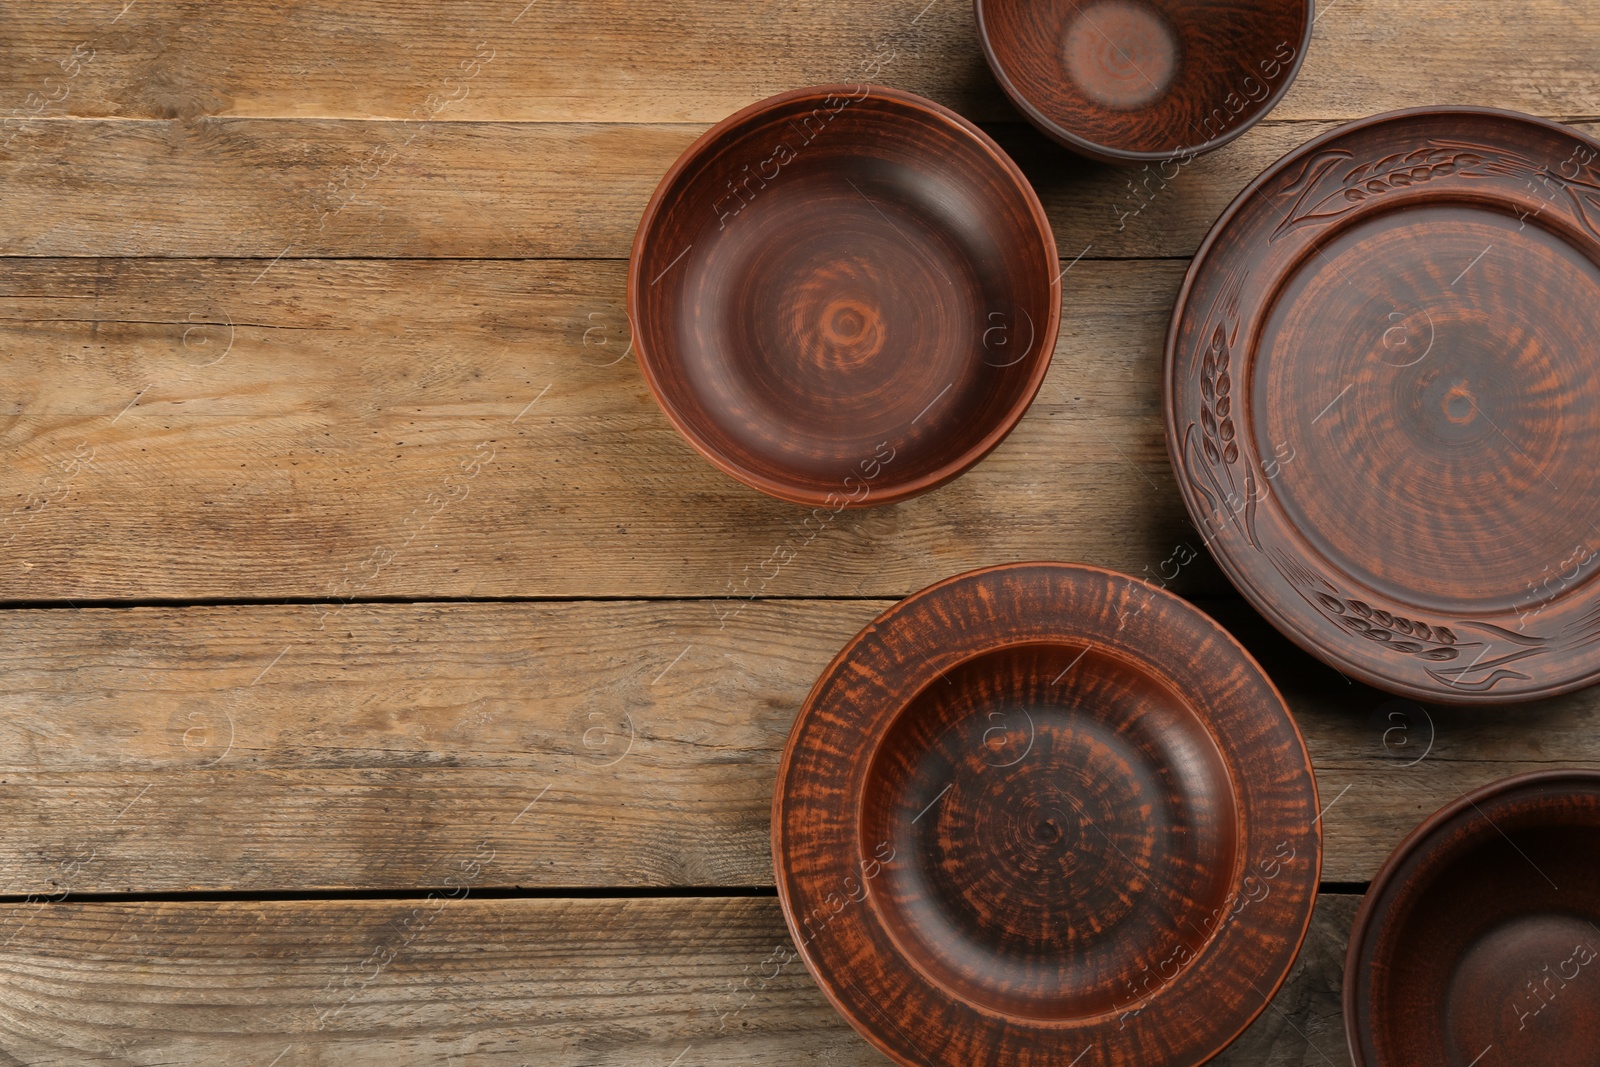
top-left (773, 563), bottom-right (1321, 1067)
top-left (1166, 107), bottom-right (1600, 703)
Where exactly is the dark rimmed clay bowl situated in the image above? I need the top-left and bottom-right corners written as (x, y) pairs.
top-left (628, 85), bottom-right (1060, 507)
top-left (774, 563), bottom-right (1322, 1066)
top-left (1347, 770), bottom-right (1600, 1067)
top-left (976, 0), bottom-right (1312, 164)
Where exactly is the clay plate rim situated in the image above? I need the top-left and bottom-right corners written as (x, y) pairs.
top-left (771, 561), bottom-right (1323, 1067)
top-left (627, 84), bottom-right (1062, 508)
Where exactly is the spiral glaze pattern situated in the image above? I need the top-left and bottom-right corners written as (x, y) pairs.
top-left (773, 564), bottom-right (1321, 1067)
top-left (630, 86), bottom-right (1060, 505)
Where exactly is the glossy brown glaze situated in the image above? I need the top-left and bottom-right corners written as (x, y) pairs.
top-left (773, 563), bottom-right (1321, 1067)
top-left (629, 86), bottom-right (1060, 507)
top-left (1346, 770), bottom-right (1600, 1067)
top-left (1166, 107), bottom-right (1600, 703)
top-left (975, 0), bottom-right (1311, 164)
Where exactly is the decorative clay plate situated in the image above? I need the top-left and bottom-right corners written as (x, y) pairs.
top-left (773, 563), bottom-right (1321, 1067)
top-left (1167, 107), bottom-right (1600, 703)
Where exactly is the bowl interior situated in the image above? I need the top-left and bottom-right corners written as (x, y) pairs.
top-left (859, 641), bottom-right (1240, 1021)
top-left (633, 90), bottom-right (1056, 503)
top-left (980, 0), bottom-right (1308, 156)
top-left (1363, 787), bottom-right (1600, 1066)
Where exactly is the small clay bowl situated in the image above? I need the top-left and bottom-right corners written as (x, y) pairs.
top-left (1347, 769), bottom-right (1600, 1067)
top-left (628, 85), bottom-right (1059, 507)
top-left (975, 0), bottom-right (1313, 164)
top-left (774, 563), bottom-right (1322, 1067)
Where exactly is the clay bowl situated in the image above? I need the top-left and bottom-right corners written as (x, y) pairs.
top-left (975, 0), bottom-right (1312, 164)
top-left (628, 85), bottom-right (1060, 507)
top-left (1166, 108), bottom-right (1600, 703)
top-left (1347, 770), bottom-right (1600, 1067)
top-left (773, 563), bottom-right (1321, 1067)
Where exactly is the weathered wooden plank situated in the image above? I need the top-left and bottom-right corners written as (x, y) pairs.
top-left (0, 115), bottom-right (1263, 259)
top-left (1, 0), bottom-right (1596, 124)
top-left (0, 599), bottom-right (1594, 894)
top-left (0, 256), bottom-right (1211, 602)
top-left (0, 893), bottom-right (1358, 1065)
top-left (5, 116), bottom-right (1595, 260)
top-left (11, 111), bottom-right (1598, 265)
top-left (1216, 890), bottom-right (1354, 1067)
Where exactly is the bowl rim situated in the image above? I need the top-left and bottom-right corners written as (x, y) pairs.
top-left (1342, 766), bottom-right (1600, 1066)
top-left (772, 561), bottom-right (1322, 1067)
top-left (973, 0), bottom-right (1316, 164)
top-left (1162, 105), bottom-right (1600, 704)
top-left (627, 84), bottom-right (1062, 508)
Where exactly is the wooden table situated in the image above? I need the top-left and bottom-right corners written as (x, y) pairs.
top-left (1, 2), bottom-right (1596, 1063)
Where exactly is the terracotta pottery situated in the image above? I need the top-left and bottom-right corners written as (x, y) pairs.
top-left (1346, 769), bottom-right (1600, 1067)
top-left (628, 85), bottom-right (1060, 507)
top-left (1166, 107), bottom-right (1600, 703)
top-left (975, 0), bottom-right (1312, 164)
top-left (772, 562), bottom-right (1321, 1067)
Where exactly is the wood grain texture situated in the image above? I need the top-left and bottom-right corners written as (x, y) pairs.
top-left (0, 599), bottom-right (881, 894)
top-left (5, 117), bottom-right (1594, 259)
top-left (0, 0), bottom-right (1597, 123)
top-left (0, 256), bottom-right (1205, 602)
top-left (0, 598), bottom-right (1595, 895)
top-left (0, 3), bottom-right (1585, 1063)
top-left (0, 894), bottom-right (1357, 1066)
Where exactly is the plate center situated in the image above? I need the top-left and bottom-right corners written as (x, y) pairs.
top-left (1254, 203), bottom-right (1600, 614)
top-left (860, 643), bottom-right (1239, 1020)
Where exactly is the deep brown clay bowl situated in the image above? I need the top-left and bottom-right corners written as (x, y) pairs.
top-left (773, 563), bottom-right (1321, 1067)
top-left (1166, 107), bottom-right (1600, 703)
top-left (628, 85), bottom-right (1060, 507)
top-left (975, 0), bottom-right (1312, 164)
top-left (1347, 770), bottom-right (1600, 1067)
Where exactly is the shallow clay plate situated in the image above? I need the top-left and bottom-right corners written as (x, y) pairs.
top-left (1166, 108), bottom-right (1600, 703)
top-left (630, 85), bottom-right (1059, 507)
top-left (1347, 770), bottom-right (1600, 1067)
top-left (773, 563), bottom-right (1320, 1067)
